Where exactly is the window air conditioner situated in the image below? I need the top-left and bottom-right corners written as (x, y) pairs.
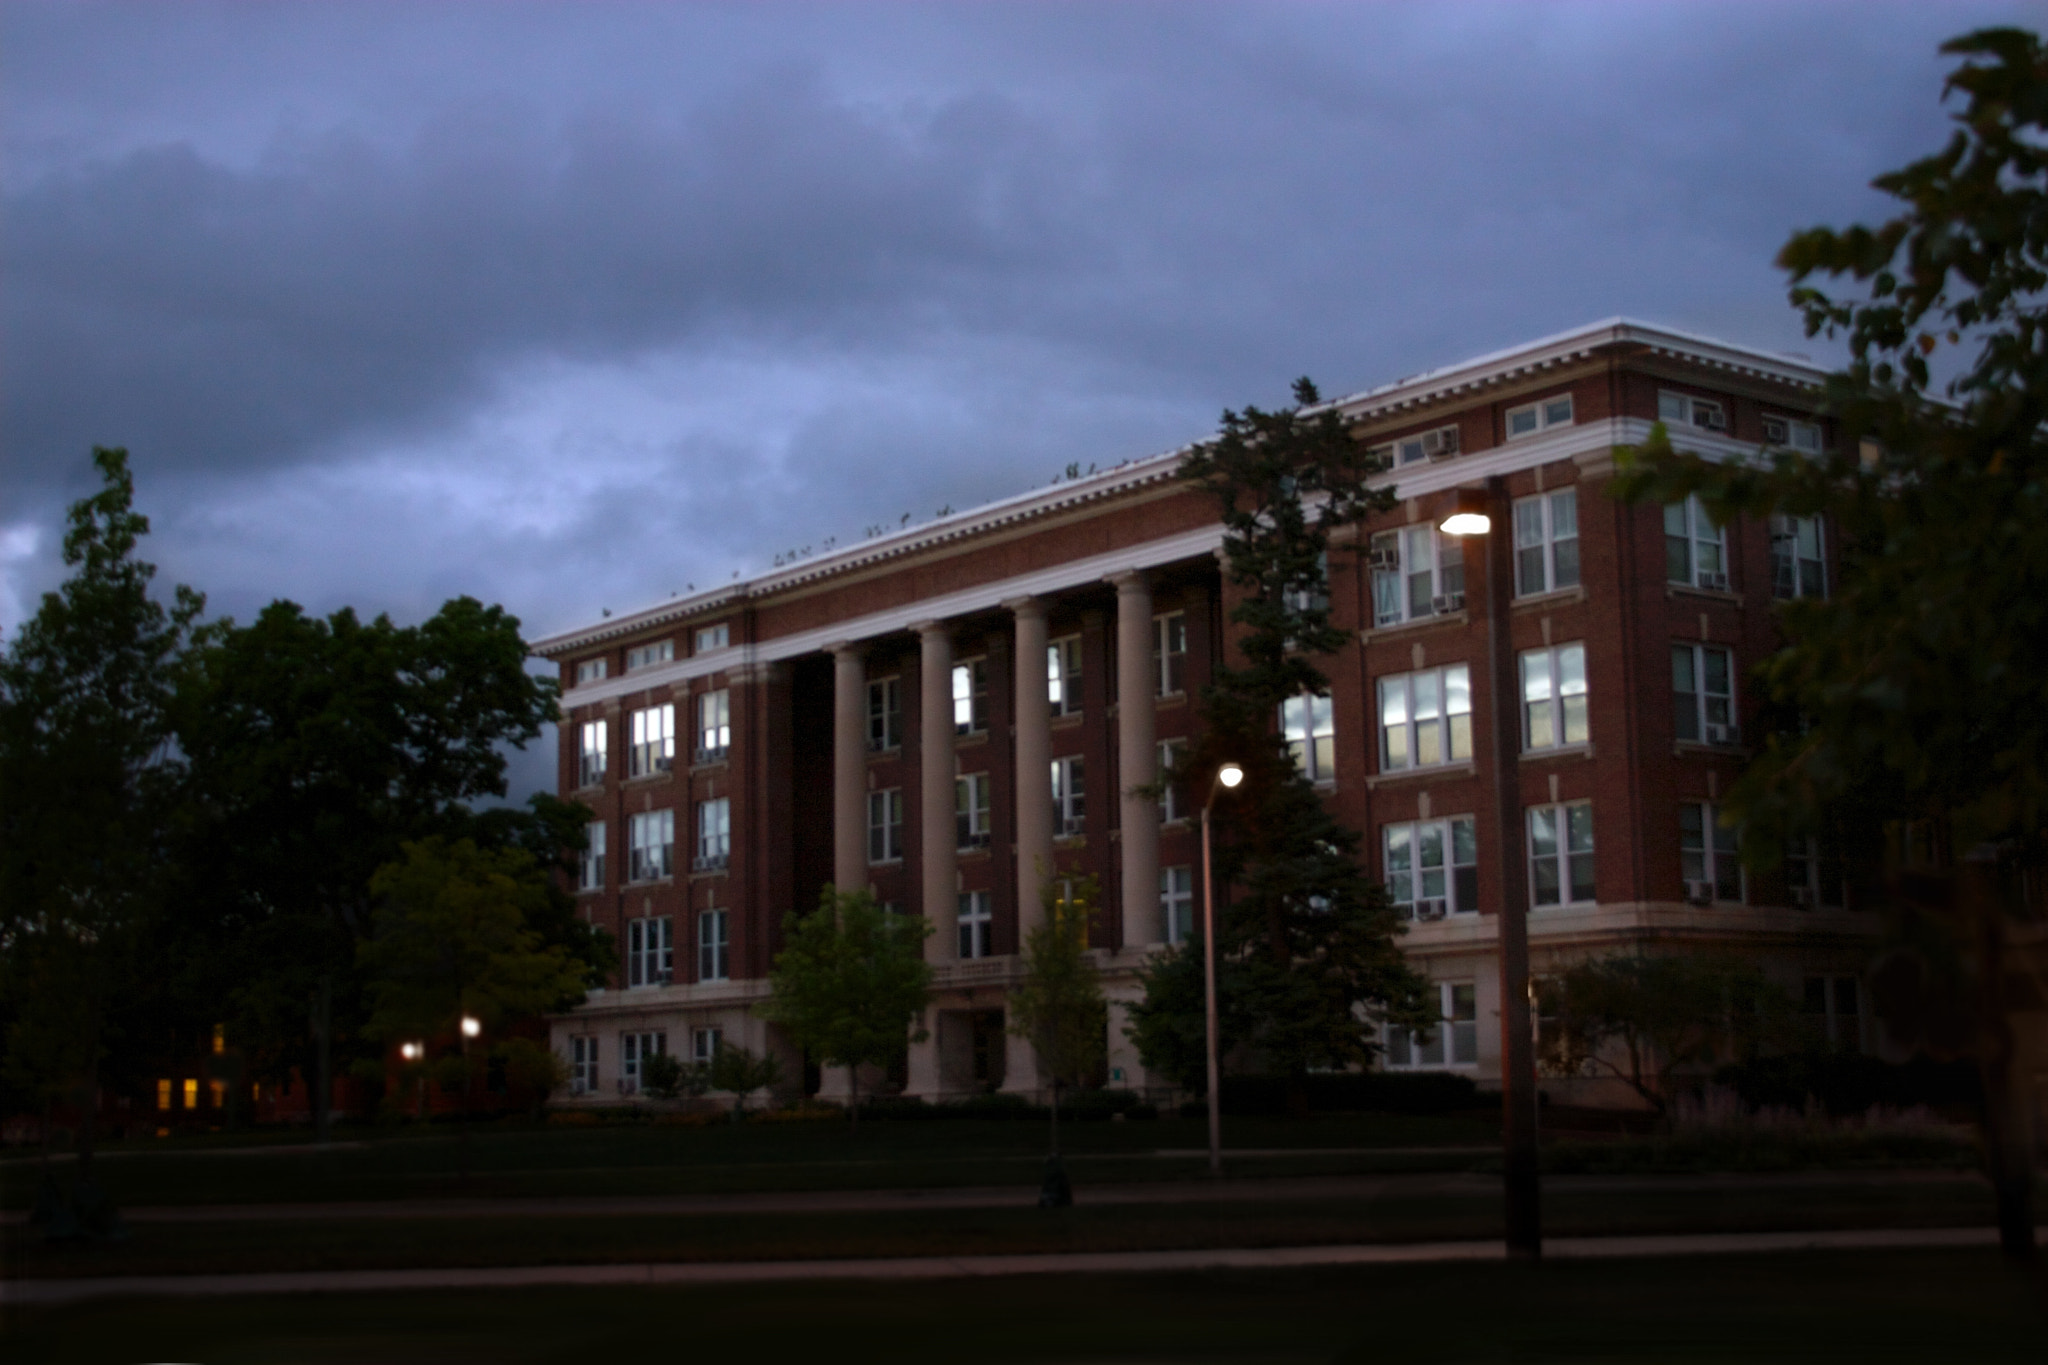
top-left (1763, 418), bottom-right (1790, 446)
top-left (694, 745), bottom-right (728, 765)
top-left (693, 853), bottom-right (729, 873)
top-left (1060, 816), bottom-right (1086, 837)
top-left (1684, 880), bottom-right (1715, 906)
top-left (1416, 898), bottom-right (1449, 922)
top-left (1431, 592), bottom-right (1466, 615)
top-left (1704, 722), bottom-right (1738, 745)
top-left (1789, 886), bottom-right (1813, 908)
top-left (1696, 571), bottom-right (1730, 592)
top-left (1421, 427), bottom-right (1459, 459)
top-left (1692, 407), bottom-right (1726, 431)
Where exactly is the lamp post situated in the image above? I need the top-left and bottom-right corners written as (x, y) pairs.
top-left (399, 1041), bottom-right (426, 1122)
top-left (1200, 761), bottom-right (1245, 1178)
top-left (1438, 476), bottom-right (1541, 1259)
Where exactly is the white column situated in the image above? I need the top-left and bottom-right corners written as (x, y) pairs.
top-left (917, 621), bottom-right (957, 963)
top-left (1112, 570), bottom-right (1159, 948)
top-left (830, 642), bottom-right (866, 894)
top-left (1007, 596), bottom-right (1053, 936)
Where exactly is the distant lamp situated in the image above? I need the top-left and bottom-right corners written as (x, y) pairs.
top-left (1217, 762), bottom-right (1245, 790)
top-left (400, 1042), bottom-right (422, 1062)
top-left (460, 1016), bottom-right (481, 1039)
top-left (1438, 488), bottom-right (1492, 537)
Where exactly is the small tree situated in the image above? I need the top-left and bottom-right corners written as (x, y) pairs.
top-left (1007, 874), bottom-right (1109, 1157)
top-left (709, 1043), bottom-right (785, 1117)
top-left (1536, 952), bottom-right (1796, 1118)
top-left (640, 1051), bottom-right (688, 1102)
top-left (759, 886), bottom-right (932, 1126)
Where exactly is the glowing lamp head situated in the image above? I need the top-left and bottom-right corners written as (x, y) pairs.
top-left (400, 1042), bottom-right (422, 1062)
top-left (460, 1016), bottom-right (481, 1039)
top-left (1217, 763), bottom-right (1245, 789)
top-left (1438, 487), bottom-right (1492, 537)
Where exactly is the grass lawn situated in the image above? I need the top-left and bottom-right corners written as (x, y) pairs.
top-left (4, 1250), bottom-right (2044, 1363)
top-left (2, 1174), bottom-right (2015, 1280)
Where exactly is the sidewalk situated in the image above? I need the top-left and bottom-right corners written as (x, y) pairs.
top-left (6, 1225), bottom-right (2037, 1306)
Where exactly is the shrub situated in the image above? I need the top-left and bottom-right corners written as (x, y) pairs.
top-left (1713, 1053), bottom-right (1981, 1117)
top-left (1216, 1071), bottom-right (1481, 1115)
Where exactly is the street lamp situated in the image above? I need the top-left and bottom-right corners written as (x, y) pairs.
top-left (1438, 474), bottom-right (1541, 1259)
top-left (460, 1016), bottom-right (481, 1040)
top-left (1200, 761), bottom-right (1245, 1178)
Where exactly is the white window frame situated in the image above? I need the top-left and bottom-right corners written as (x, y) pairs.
top-left (1369, 526), bottom-right (1466, 627)
top-left (1048, 636), bottom-right (1083, 716)
top-left (1052, 756), bottom-right (1085, 836)
top-left (1672, 643), bottom-right (1736, 745)
top-left (868, 788), bottom-right (903, 864)
top-left (629, 703), bottom-right (675, 778)
top-left (1384, 982), bottom-right (1479, 1069)
top-left (1506, 392), bottom-right (1575, 440)
top-left (698, 907), bottom-right (730, 981)
top-left (1382, 817), bottom-right (1478, 920)
top-left (1664, 495), bottom-right (1729, 589)
top-left (1377, 665), bottom-right (1474, 772)
top-left (1658, 389), bottom-right (1728, 433)
top-left (1529, 801), bottom-right (1596, 908)
top-left (1769, 514), bottom-right (1827, 601)
top-left (695, 797), bottom-right (730, 871)
top-left (1160, 865), bottom-right (1195, 945)
top-left (577, 719), bottom-right (608, 788)
top-left (1157, 738), bottom-right (1187, 823)
top-left (1281, 692), bottom-right (1335, 783)
top-left (580, 821), bottom-right (606, 892)
top-left (1762, 413), bottom-right (1824, 454)
top-left (628, 809), bottom-right (674, 883)
top-left (1368, 423), bottom-right (1462, 467)
top-left (693, 1027), bottom-right (723, 1066)
top-left (625, 640), bottom-right (675, 672)
top-left (620, 1031), bottom-right (665, 1093)
top-left (867, 676), bottom-right (901, 752)
top-left (957, 890), bottom-right (992, 959)
top-left (626, 916), bottom-right (673, 988)
top-left (1680, 801), bottom-right (1744, 904)
top-left (1785, 834), bottom-right (1845, 910)
top-left (1154, 613), bottom-right (1187, 696)
top-left (575, 658), bottom-right (609, 685)
top-left (696, 688), bottom-right (730, 763)
top-left (951, 658), bottom-right (989, 735)
top-left (1513, 489), bottom-right (1580, 597)
top-left (1520, 643), bottom-right (1590, 751)
top-left (570, 1036), bottom-right (599, 1095)
top-left (956, 772), bottom-right (992, 850)
top-left (694, 623), bottom-right (729, 653)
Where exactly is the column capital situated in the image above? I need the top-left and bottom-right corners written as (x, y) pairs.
top-left (1002, 595), bottom-right (1046, 620)
top-left (1107, 568), bottom-right (1150, 594)
top-left (825, 639), bottom-right (862, 660)
top-left (913, 618), bottom-right (951, 640)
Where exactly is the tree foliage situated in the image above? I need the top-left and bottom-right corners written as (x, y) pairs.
top-left (759, 886), bottom-right (932, 1116)
top-left (1132, 381), bottom-right (1432, 1096)
top-left (1008, 875), bottom-right (1110, 1093)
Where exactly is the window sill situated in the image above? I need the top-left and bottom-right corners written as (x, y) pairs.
top-left (621, 771), bottom-right (674, 787)
top-left (956, 845), bottom-right (992, 861)
top-left (1367, 760), bottom-right (1477, 789)
top-left (572, 781), bottom-right (608, 796)
top-left (1512, 585), bottom-right (1587, 613)
top-left (1531, 899), bottom-right (1599, 911)
top-left (687, 866), bottom-right (729, 882)
top-left (1157, 690), bottom-right (1188, 709)
top-left (866, 745), bottom-right (902, 762)
top-left (624, 876), bottom-right (675, 889)
top-left (867, 858), bottom-right (904, 870)
top-left (1672, 740), bottom-right (1745, 757)
top-left (1360, 611), bottom-right (1470, 643)
top-left (954, 731), bottom-right (990, 749)
top-left (1664, 582), bottom-right (1744, 607)
top-left (1520, 743), bottom-right (1594, 764)
top-left (1050, 713), bottom-right (1085, 730)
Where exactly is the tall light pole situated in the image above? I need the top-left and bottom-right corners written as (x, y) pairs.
top-left (1200, 761), bottom-right (1245, 1178)
top-left (1439, 476), bottom-right (1541, 1259)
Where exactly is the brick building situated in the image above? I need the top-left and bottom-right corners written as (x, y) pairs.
top-left (530, 319), bottom-right (1877, 1106)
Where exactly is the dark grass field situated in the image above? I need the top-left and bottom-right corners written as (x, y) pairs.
top-left (5, 1250), bottom-right (2045, 1364)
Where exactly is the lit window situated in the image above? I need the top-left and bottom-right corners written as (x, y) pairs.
top-left (1052, 756), bottom-right (1086, 836)
top-left (620, 1031), bottom-right (665, 1093)
top-left (951, 658), bottom-right (989, 734)
top-left (1377, 665), bottom-right (1474, 772)
top-left (625, 640), bottom-right (674, 671)
top-left (1157, 738), bottom-right (1187, 823)
top-left (211, 1024), bottom-right (225, 1055)
top-left (1664, 496), bottom-right (1728, 589)
top-left (629, 703), bottom-right (675, 778)
top-left (626, 916), bottom-right (673, 987)
top-left (1048, 637), bottom-right (1083, 716)
top-left (696, 689), bottom-right (731, 762)
top-left (157, 1078), bottom-right (172, 1110)
top-left (571, 1037), bottom-right (598, 1095)
top-left (1506, 393), bottom-right (1575, 439)
top-left (183, 1078), bottom-right (199, 1108)
top-left (1763, 414), bottom-right (1823, 454)
top-left (1160, 866), bottom-right (1195, 944)
top-left (1520, 644), bottom-right (1589, 750)
top-left (210, 1078), bottom-right (227, 1107)
top-left (1658, 389), bottom-right (1728, 433)
top-left (1383, 817), bottom-right (1478, 920)
top-left (1769, 515), bottom-right (1827, 600)
top-left (695, 623), bottom-right (729, 653)
top-left (1153, 613), bottom-right (1187, 696)
top-left (958, 890), bottom-right (993, 959)
top-left (578, 720), bottom-right (608, 788)
top-left (1672, 644), bottom-right (1736, 745)
top-left (580, 821), bottom-right (606, 892)
top-left (955, 772), bottom-right (992, 849)
top-left (867, 677), bottom-right (901, 751)
top-left (1368, 527), bottom-right (1465, 627)
top-left (1513, 489), bottom-right (1580, 596)
top-left (1680, 802), bottom-right (1743, 904)
top-left (695, 798), bottom-right (731, 871)
top-left (868, 789), bottom-right (904, 863)
top-left (699, 908), bottom-right (730, 981)
top-left (628, 809), bottom-right (674, 882)
top-left (1385, 982), bottom-right (1479, 1068)
top-left (1529, 801), bottom-right (1596, 907)
top-left (575, 658), bottom-right (609, 685)
top-left (1280, 693), bottom-right (1336, 783)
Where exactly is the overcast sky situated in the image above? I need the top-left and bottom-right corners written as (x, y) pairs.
top-left (4, 0), bottom-right (2039, 796)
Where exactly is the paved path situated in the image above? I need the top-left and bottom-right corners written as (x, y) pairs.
top-left (6, 1225), bottom-right (2038, 1306)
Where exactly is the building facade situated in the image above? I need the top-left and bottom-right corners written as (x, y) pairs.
top-left (532, 319), bottom-right (1878, 1105)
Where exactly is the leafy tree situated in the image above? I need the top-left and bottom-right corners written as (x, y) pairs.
top-left (759, 886), bottom-right (932, 1125)
top-left (1611, 27), bottom-right (2048, 1258)
top-left (708, 1043), bottom-right (786, 1116)
top-left (0, 448), bottom-right (203, 1183)
top-left (1132, 382), bottom-right (1432, 1111)
top-left (1007, 874), bottom-right (1109, 1155)
top-left (640, 1051), bottom-right (689, 1102)
top-left (1535, 953), bottom-right (1797, 1118)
